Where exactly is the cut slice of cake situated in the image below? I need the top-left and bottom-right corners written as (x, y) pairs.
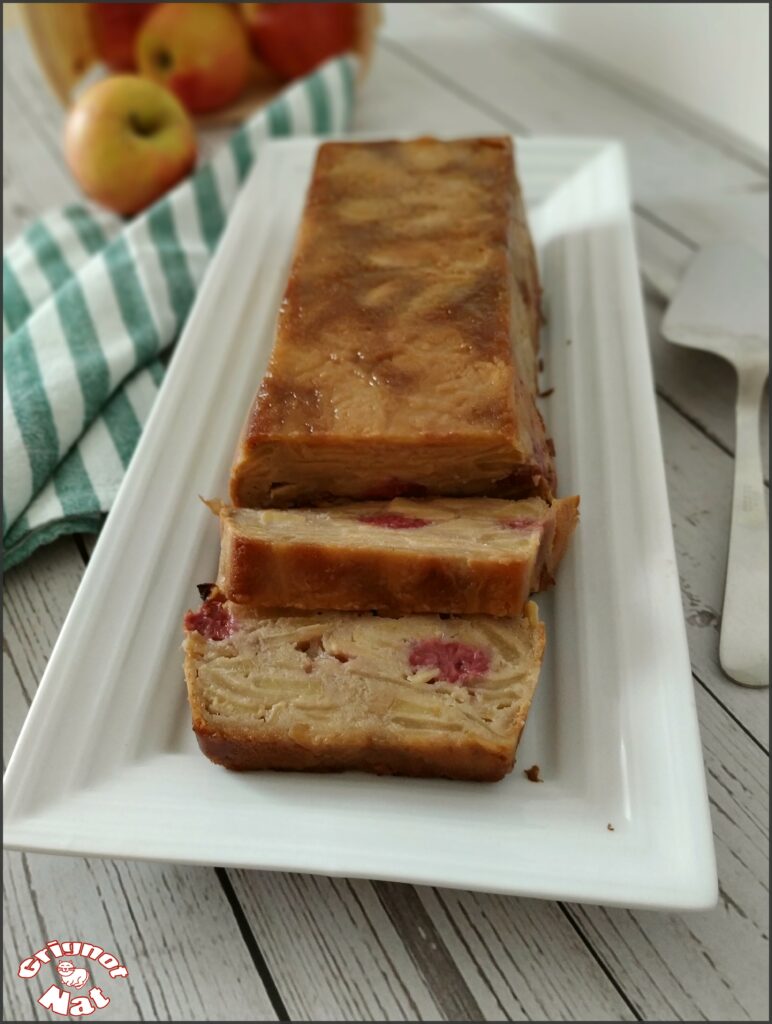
top-left (183, 594), bottom-right (545, 782)
top-left (229, 136), bottom-right (556, 509)
top-left (217, 495), bottom-right (579, 616)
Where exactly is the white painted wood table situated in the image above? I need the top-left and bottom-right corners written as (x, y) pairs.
top-left (3, 6), bottom-right (769, 1021)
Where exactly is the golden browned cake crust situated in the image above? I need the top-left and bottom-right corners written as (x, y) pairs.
top-left (217, 495), bottom-right (579, 616)
top-left (183, 597), bottom-right (545, 782)
top-left (229, 137), bottom-right (555, 508)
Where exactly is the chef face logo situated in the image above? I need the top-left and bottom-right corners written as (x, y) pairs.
top-left (17, 939), bottom-right (129, 1016)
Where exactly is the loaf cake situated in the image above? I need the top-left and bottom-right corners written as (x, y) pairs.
top-left (229, 136), bottom-right (556, 509)
top-left (183, 592), bottom-right (545, 781)
top-left (217, 495), bottom-right (579, 616)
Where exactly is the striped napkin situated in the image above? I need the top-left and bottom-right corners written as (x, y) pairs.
top-left (3, 56), bottom-right (356, 571)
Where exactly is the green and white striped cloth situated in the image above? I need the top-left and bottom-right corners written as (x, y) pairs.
top-left (3, 56), bottom-right (356, 571)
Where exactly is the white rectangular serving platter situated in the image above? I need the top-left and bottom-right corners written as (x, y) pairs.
top-left (4, 136), bottom-right (717, 910)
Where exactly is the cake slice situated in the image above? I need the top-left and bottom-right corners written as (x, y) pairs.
top-left (183, 593), bottom-right (545, 782)
top-left (229, 136), bottom-right (556, 509)
top-left (217, 495), bottom-right (579, 616)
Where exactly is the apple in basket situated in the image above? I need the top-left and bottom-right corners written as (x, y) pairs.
top-left (64, 76), bottom-right (197, 217)
top-left (88, 3), bottom-right (159, 71)
top-left (135, 2), bottom-right (252, 115)
top-left (242, 2), bottom-right (357, 81)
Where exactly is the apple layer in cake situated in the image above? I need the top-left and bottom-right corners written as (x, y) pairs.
top-left (217, 495), bottom-right (578, 616)
top-left (184, 594), bottom-right (544, 781)
top-left (229, 136), bottom-right (556, 508)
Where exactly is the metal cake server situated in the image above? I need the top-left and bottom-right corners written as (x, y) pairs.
top-left (662, 241), bottom-right (769, 687)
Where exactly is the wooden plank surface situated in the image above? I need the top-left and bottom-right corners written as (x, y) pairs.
top-left (4, 854), bottom-right (281, 1023)
top-left (227, 867), bottom-right (638, 1022)
top-left (227, 872), bottom-right (447, 1022)
top-left (3, 69), bottom-right (81, 244)
top-left (3, 5), bottom-right (769, 1021)
top-left (2, 541), bottom-right (86, 769)
top-left (410, 886), bottom-right (637, 1021)
top-left (659, 394), bottom-right (769, 746)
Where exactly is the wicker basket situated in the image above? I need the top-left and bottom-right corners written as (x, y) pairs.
top-left (16, 3), bottom-right (380, 125)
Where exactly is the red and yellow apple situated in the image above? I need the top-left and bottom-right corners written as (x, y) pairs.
top-left (242, 2), bottom-right (356, 81)
top-left (64, 76), bottom-right (197, 216)
top-left (88, 3), bottom-right (158, 72)
top-left (136, 3), bottom-right (252, 114)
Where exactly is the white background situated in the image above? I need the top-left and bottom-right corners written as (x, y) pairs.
top-left (484, 2), bottom-right (770, 153)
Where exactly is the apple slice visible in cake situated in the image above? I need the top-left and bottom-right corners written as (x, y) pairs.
top-left (229, 136), bottom-right (556, 508)
top-left (217, 495), bottom-right (578, 616)
top-left (183, 595), bottom-right (545, 782)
